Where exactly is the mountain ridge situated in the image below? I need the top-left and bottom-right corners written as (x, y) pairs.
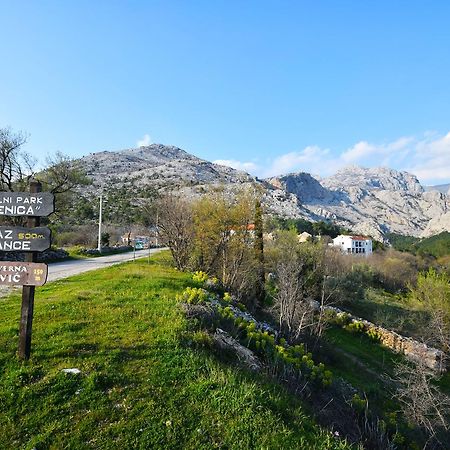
top-left (75, 143), bottom-right (449, 240)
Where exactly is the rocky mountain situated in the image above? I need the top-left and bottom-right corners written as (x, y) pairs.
top-left (266, 167), bottom-right (449, 240)
top-left (79, 144), bottom-right (253, 191)
top-left (74, 144), bottom-right (449, 240)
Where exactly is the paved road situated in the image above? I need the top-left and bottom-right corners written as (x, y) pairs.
top-left (47, 248), bottom-right (166, 282)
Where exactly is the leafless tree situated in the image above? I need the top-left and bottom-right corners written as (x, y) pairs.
top-left (268, 232), bottom-right (347, 341)
top-left (0, 127), bottom-right (35, 191)
top-left (268, 232), bottom-right (321, 340)
top-left (148, 194), bottom-right (194, 270)
top-left (312, 247), bottom-right (347, 339)
top-left (393, 360), bottom-right (450, 447)
top-left (274, 253), bottom-right (316, 340)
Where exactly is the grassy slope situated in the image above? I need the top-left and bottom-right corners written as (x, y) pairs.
top-left (341, 289), bottom-right (429, 339)
top-left (0, 253), bottom-right (350, 450)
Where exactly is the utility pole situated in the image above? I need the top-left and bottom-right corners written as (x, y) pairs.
top-left (155, 210), bottom-right (159, 247)
top-left (97, 195), bottom-right (103, 253)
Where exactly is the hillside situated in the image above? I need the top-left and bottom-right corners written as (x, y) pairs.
top-left (0, 254), bottom-right (349, 449)
top-left (72, 144), bottom-right (449, 240)
top-left (388, 231), bottom-right (450, 258)
top-left (79, 144), bottom-right (253, 191)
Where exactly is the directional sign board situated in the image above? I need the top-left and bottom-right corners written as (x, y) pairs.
top-left (0, 192), bottom-right (54, 217)
top-left (0, 262), bottom-right (48, 286)
top-left (0, 226), bottom-right (51, 252)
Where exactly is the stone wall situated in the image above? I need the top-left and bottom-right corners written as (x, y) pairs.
top-left (325, 305), bottom-right (446, 372)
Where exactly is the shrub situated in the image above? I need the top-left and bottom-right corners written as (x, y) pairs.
top-left (176, 287), bottom-right (209, 304)
top-left (335, 312), bottom-right (352, 326)
top-left (351, 393), bottom-right (367, 412)
top-left (192, 271), bottom-right (209, 284)
top-left (345, 320), bottom-right (365, 333)
top-left (366, 328), bottom-right (382, 342)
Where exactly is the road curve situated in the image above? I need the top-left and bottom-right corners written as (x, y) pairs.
top-left (47, 248), bottom-right (166, 282)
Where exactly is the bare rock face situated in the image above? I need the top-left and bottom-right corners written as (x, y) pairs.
top-left (323, 166), bottom-right (424, 194)
top-left (266, 172), bottom-right (334, 203)
top-left (421, 211), bottom-right (450, 237)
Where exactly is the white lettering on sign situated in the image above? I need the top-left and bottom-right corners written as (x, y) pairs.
top-left (0, 193), bottom-right (54, 217)
top-left (0, 265), bottom-right (28, 272)
top-left (0, 205), bottom-right (35, 215)
top-left (0, 226), bottom-right (51, 252)
top-left (0, 241), bottom-right (31, 251)
top-left (0, 262), bottom-right (48, 286)
top-left (0, 274), bottom-right (21, 283)
top-left (0, 230), bottom-right (13, 239)
top-left (0, 195), bottom-right (44, 204)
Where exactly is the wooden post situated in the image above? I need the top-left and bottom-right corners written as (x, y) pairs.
top-left (18, 181), bottom-right (41, 360)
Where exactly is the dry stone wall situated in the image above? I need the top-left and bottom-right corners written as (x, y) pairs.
top-left (325, 305), bottom-right (446, 372)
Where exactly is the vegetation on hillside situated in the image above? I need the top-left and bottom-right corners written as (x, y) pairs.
top-left (154, 191), bottom-right (450, 448)
top-left (0, 254), bottom-right (352, 449)
top-left (387, 231), bottom-right (450, 258)
top-left (266, 217), bottom-right (351, 239)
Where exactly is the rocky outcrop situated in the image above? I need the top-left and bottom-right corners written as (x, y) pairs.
top-left (323, 166), bottom-right (424, 194)
top-left (79, 144), bottom-right (254, 191)
top-left (213, 328), bottom-right (262, 371)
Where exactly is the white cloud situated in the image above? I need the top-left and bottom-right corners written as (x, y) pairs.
top-left (338, 133), bottom-right (450, 184)
top-left (213, 159), bottom-right (259, 173)
top-left (262, 146), bottom-right (333, 177)
top-left (137, 134), bottom-right (152, 147)
top-left (341, 136), bottom-right (414, 166)
top-left (212, 132), bottom-right (450, 185)
top-left (405, 132), bottom-right (450, 183)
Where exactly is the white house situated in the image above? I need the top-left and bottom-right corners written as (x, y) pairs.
top-left (332, 235), bottom-right (372, 256)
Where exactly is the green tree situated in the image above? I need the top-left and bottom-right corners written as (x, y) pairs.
top-left (191, 189), bottom-right (261, 309)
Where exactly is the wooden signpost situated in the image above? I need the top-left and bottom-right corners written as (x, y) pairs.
top-left (0, 181), bottom-right (54, 360)
top-left (0, 262), bottom-right (48, 286)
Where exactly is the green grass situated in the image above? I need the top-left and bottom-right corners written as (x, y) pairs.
top-left (322, 325), bottom-right (449, 444)
top-left (0, 252), bottom-right (351, 449)
top-left (341, 289), bottom-right (429, 340)
top-left (324, 327), bottom-right (402, 383)
top-left (319, 326), bottom-right (403, 417)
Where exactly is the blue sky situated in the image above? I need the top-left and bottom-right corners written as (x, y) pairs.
top-left (1, 0), bottom-right (449, 184)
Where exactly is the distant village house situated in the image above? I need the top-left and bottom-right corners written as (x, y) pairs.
top-left (297, 231), bottom-right (312, 243)
top-left (332, 235), bottom-right (372, 256)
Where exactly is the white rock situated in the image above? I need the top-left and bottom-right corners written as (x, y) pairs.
top-left (62, 368), bottom-right (81, 374)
